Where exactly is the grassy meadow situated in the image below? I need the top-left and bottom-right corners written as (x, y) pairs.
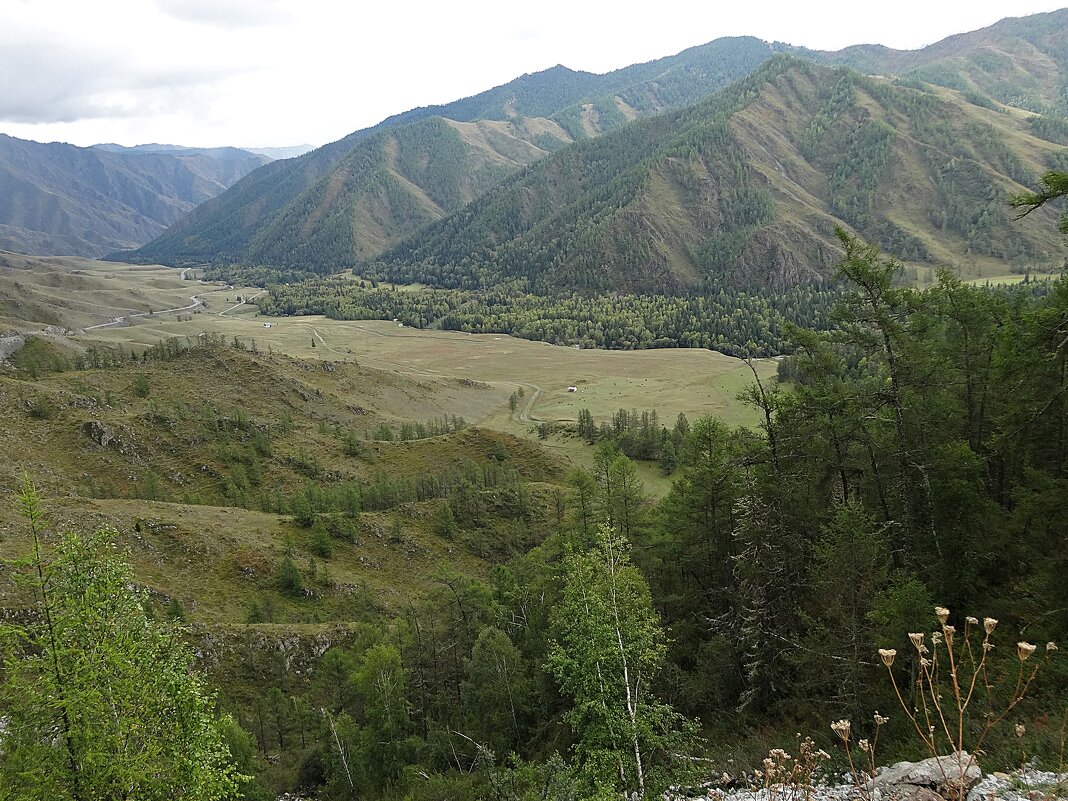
top-left (36, 259), bottom-right (776, 438)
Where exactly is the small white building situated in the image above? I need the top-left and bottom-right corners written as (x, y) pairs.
top-left (263, 322), bottom-right (272, 328)
top-left (567, 386), bottom-right (578, 393)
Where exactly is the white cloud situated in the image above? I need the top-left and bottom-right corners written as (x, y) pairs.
top-left (154, 0), bottom-right (293, 29)
top-left (0, 0), bottom-right (1062, 147)
top-left (0, 40), bottom-right (241, 124)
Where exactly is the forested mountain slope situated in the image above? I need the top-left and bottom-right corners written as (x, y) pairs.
top-left (803, 8), bottom-right (1068, 116)
top-left (128, 10), bottom-right (1068, 280)
top-left (124, 37), bottom-right (780, 269)
top-left (367, 57), bottom-right (1065, 293)
top-left (0, 135), bottom-right (266, 258)
top-left (233, 116), bottom-right (573, 269)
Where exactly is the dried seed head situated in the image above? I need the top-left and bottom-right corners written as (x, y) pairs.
top-left (817, 750), bottom-right (831, 761)
top-left (935, 606), bottom-right (950, 625)
top-left (1047, 642), bottom-right (1058, 652)
top-left (859, 739), bottom-right (870, 752)
top-left (984, 617), bottom-right (998, 635)
top-left (831, 719), bottom-right (851, 741)
top-left (943, 625), bottom-right (955, 645)
top-left (932, 631), bottom-right (943, 645)
top-left (879, 648), bottom-right (897, 667)
top-left (874, 712), bottom-right (889, 726)
top-left (1017, 642), bottom-right (1037, 661)
top-left (921, 657), bottom-right (933, 668)
top-left (982, 642), bottom-right (994, 652)
top-left (909, 632), bottom-right (925, 649)
top-left (1015, 724), bottom-right (1026, 738)
top-left (966, 616), bottom-right (979, 626)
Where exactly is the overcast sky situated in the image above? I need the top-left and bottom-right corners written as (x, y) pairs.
top-left (1, 0), bottom-right (1063, 149)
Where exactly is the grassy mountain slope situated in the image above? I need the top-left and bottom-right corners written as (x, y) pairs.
top-left (0, 341), bottom-right (562, 621)
top-left (242, 117), bottom-right (574, 269)
top-left (369, 58), bottom-right (1065, 293)
top-left (129, 115), bottom-right (574, 271)
top-left (0, 135), bottom-right (267, 258)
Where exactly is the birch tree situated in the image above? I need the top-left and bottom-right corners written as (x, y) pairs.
top-left (548, 525), bottom-right (688, 800)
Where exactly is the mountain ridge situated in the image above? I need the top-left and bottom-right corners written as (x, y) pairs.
top-left (124, 36), bottom-right (780, 269)
top-left (0, 134), bottom-right (268, 258)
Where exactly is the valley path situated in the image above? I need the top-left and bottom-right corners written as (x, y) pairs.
top-left (84, 295), bottom-right (203, 330)
top-left (219, 291), bottom-right (266, 317)
top-left (517, 384), bottom-right (544, 423)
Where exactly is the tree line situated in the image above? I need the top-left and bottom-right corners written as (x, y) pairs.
top-left (258, 279), bottom-right (841, 357)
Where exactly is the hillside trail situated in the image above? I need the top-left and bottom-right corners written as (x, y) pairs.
top-left (517, 384), bottom-right (544, 423)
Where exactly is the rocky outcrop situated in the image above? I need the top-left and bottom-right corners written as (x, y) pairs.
top-left (79, 420), bottom-right (140, 457)
top-left (81, 420), bottom-right (116, 448)
top-left (0, 335), bottom-right (25, 362)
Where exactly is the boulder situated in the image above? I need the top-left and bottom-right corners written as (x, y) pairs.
top-left (81, 420), bottom-right (114, 448)
top-left (870, 752), bottom-right (982, 798)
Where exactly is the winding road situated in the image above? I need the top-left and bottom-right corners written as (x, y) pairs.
top-left (84, 295), bottom-right (203, 330)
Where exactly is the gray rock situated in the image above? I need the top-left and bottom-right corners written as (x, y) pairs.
top-left (871, 752), bottom-right (982, 795)
top-left (888, 786), bottom-right (947, 801)
top-left (0, 335), bottom-right (26, 362)
top-left (967, 771), bottom-right (1068, 801)
top-left (81, 420), bottom-right (114, 448)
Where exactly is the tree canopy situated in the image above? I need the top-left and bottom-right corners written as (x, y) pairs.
top-left (0, 480), bottom-right (243, 801)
